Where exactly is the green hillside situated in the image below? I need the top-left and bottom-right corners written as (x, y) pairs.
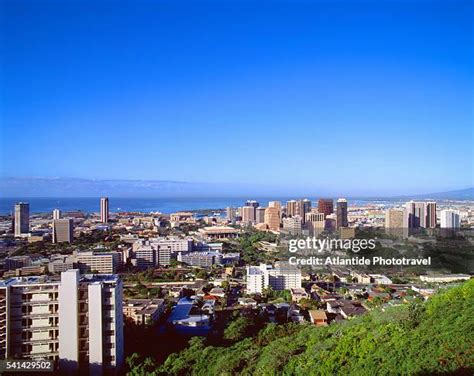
top-left (129, 279), bottom-right (474, 375)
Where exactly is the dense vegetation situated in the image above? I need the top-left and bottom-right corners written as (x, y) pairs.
top-left (127, 279), bottom-right (474, 375)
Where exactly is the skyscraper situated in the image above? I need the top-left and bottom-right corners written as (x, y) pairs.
top-left (405, 201), bottom-right (426, 228)
top-left (286, 200), bottom-right (297, 217)
top-left (245, 200), bottom-right (260, 209)
top-left (100, 197), bottom-right (109, 223)
top-left (53, 208), bottom-right (61, 220)
top-left (241, 206), bottom-right (256, 225)
top-left (336, 199), bottom-right (348, 228)
top-left (225, 207), bottom-right (236, 221)
top-left (53, 218), bottom-right (74, 243)
top-left (317, 199), bottom-right (334, 217)
top-left (255, 207), bottom-right (266, 224)
top-left (264, 207), bottom-right (280, 231)
top-left (297, 199), bottom-right (311, 223)
top-left (305, 212), bottom-right (326, 235)
top-left (14, 202), bottom-right (29, 237)
top-left (440, 210), bottom-right (460, 229)
top-left (385, 208), bottom-right (405, 228)
top-left (425, 202), bottom-right (437, 228)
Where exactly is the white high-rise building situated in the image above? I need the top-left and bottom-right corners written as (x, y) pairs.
top-left (53, 208), bottom-right (61, 220)
top-left (100, 197), bottom-right (109, 223)
top-left (0, 270), bottom-right (124, 375)
top-left (440, 210), bottom-right (460, 229)
top-left (246, 262), bottom-right (302, 294)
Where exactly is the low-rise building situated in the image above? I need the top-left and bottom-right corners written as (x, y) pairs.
top-left (123, 299), bottom-right (166, 325)
top-left (309, 310), bottom-right (328, 326)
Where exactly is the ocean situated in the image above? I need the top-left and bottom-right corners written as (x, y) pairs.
top-left (0, 197), bottom-right (404, 215)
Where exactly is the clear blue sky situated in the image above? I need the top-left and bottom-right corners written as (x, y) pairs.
top-left (1, 0), bottom-right (473, 195)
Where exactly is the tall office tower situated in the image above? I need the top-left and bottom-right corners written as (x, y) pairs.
top-left (286, 200), bottom-right (297, 217)
top-left (255, 207), bottom-right (266, 224)
top-left (268, 201), bottom-right (281, 210)
top-left (385, 208), bottom-right (405, 228)
top-left (440, 210), bottom-right (460, 229)
top-left (425, 202), bottom-right (437, 228)
top-left (305, 212), bottom-right (326, 235)
top-left (59, 270), bottom-right (124, 375)
top-left (53, 208), bottom-right (61, 220)
top-left (14, 202), bottom-right (29, 237)
top-left (100, 197), bottom-right (109, 223)
top-left (336, 198), bottom-right (348, 228)
top-left (405, 201), bottom-right (426, 228)
top-left (297, 199), bottom-right (311, 223)
top-left (225, 207), bottom-right (236, 221)
top-left (264, 206), bottom-right (281, 231)
top-left (318, 199), bottom-right (334, 217)
top-left (241, 206), bottom-right (256, 224)
top-left (53, 218), bottom-right (74, 243)
top-left (0, 270), bottom-right (124, 375)
top-left (245, 200), bottom-right (260, 209)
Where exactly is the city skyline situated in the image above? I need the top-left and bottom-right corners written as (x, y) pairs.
top-left (1, 0), bottom-right (473, 195)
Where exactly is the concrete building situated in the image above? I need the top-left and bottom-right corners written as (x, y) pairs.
top-left (336, 198), bottom-right (348, 228)
top-left (123, 299), bottom-right (165, 325)
top-left (52, 218), bottom-right (74, 244)
top-left (317, 199), bottom-right (333, 217)
top-left (5, 256), bottom-right (32, 270)
top-left (405, 201), bottom-right (426, 228)
top-left (177, 251), bottom-right (222, 267)
top-left (268, 201), bottom-right (281, 210)
top-left (246, 262), bottom-right (302, 294)
top-left (198, 226), bottom-right (240, 240)
top-left (134, 243), bottom-right (171, 270)
top-left (14, 202), bottom-right (29, 237)
top-left (59, 270), bottom-right (123, 375)
top-left (264, 207), bottom-right (280, 231)
top-left (48, 256), bottom-right (77, 274)
top-left (76, 251), bottom-right (121, 274)
top-left (282, 216), bottom-right (302, 235)
top-left (305, 212), bottom-right (326, 235)
top-left (286, 200), bottom-right (297, 217)
top-left (241, 206), bottom-right (256, 225)
top-left (225, 207), bottom-right (236, 222)
top-left (245, 200), bottom-right (259, 209)
top-left (0, 270), bottom-right (124, 375)
top-left (255, 207), bottom-right (266, 224)
top-left (100, 197), bottom-right (109, 223)
top-left (169, 212), bottom-right (194, 223)
top-left (298, 199), bottom-right (312, 223)
top-left (440, 210), bottom-right (460, 229)
top-left (425, 202), bottom-right (437, 228)
top-left (385, 208), bottom-right (405, 228)
top-left (52, 209), bottom-right (61, 220)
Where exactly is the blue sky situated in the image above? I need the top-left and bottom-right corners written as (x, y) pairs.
top-left (0, 0), bottom-right (473, 196)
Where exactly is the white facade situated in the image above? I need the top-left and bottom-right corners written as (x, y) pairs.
top-left (0, 270), bottom-right (124, 375)
top-left (246, 263), bottom-right (302, 294)
top-left (440, 210), bottom-right (460, 229)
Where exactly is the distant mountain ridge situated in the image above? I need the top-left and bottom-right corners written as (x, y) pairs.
top-left (395, 187), bottom-right (474, 200)
top-left (0, 177), bottom-right (472, 200)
